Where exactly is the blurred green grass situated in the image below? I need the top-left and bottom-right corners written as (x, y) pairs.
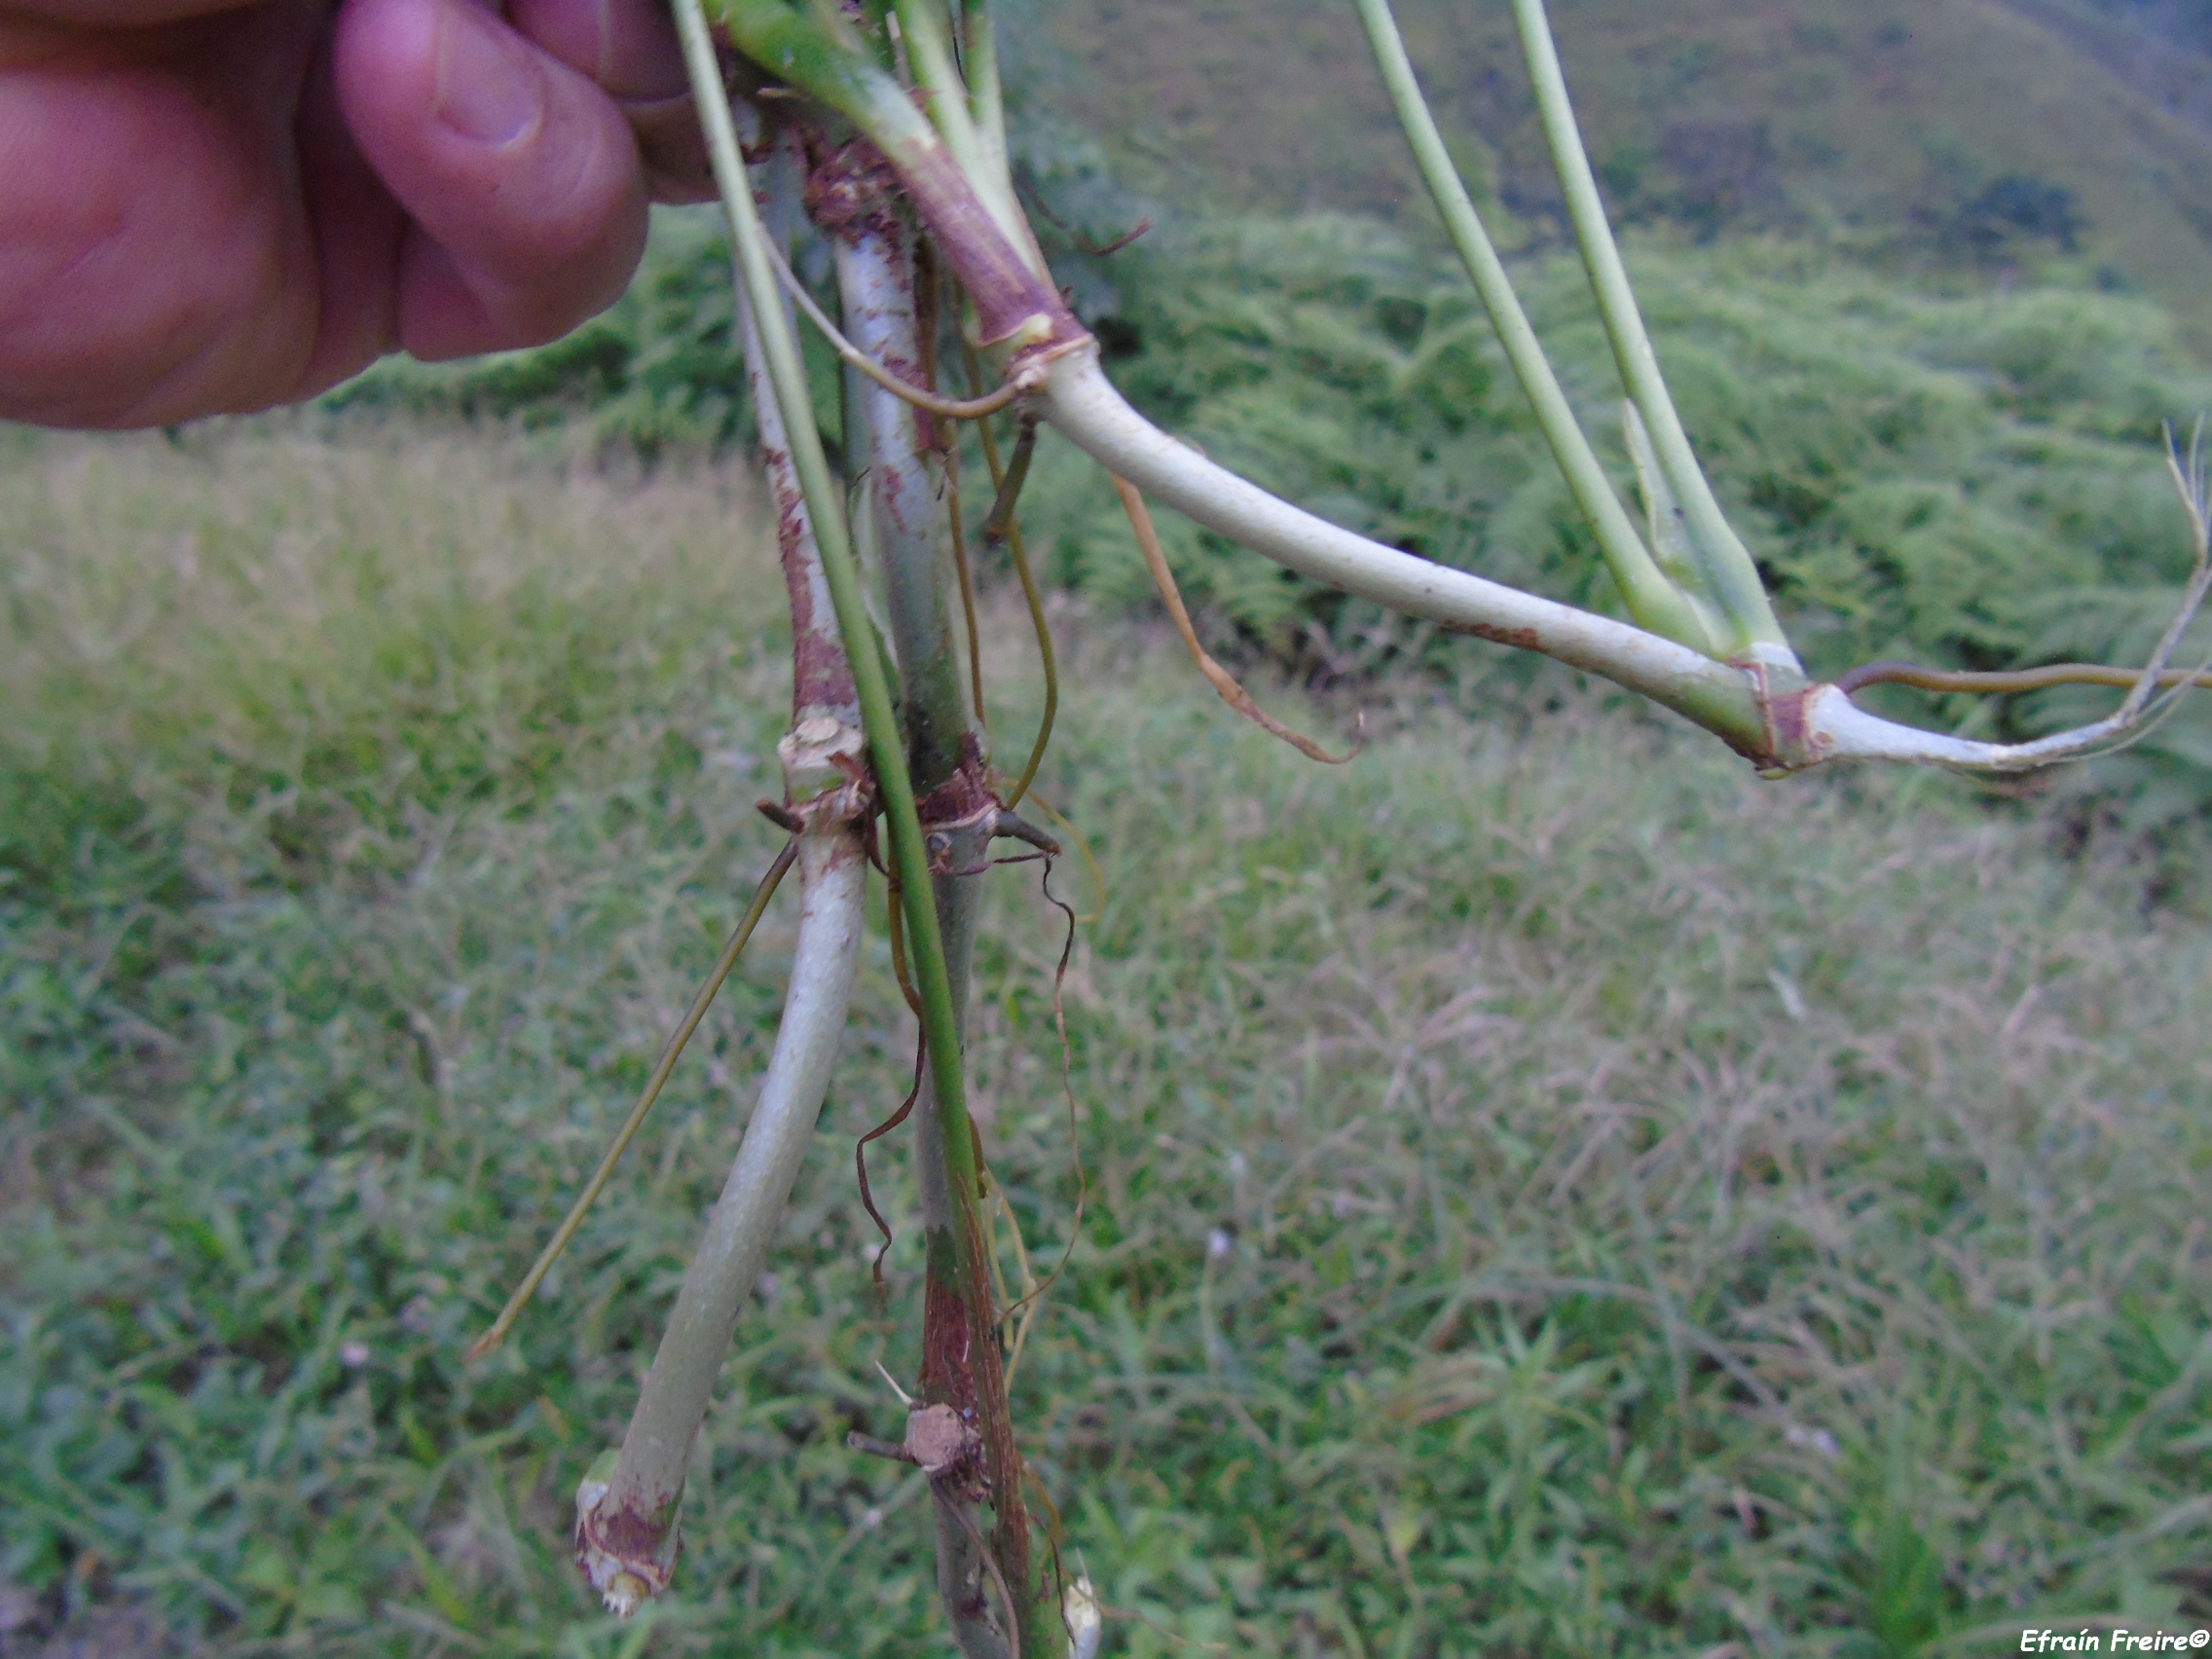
top-left (2, 422), bottom-right (2208, 1656)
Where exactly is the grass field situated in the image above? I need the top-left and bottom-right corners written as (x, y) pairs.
top-left (2, 422), bottom-right (2208, 1656)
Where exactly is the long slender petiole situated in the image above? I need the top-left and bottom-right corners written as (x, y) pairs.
top-left (965, 340), bottom-right (1057, 808)
top-left (1350, 0), bottom-right (1716, 656)
top-left (465, 841), bottom-right (795, 1361)
top-left (1506, 0), bottom-right (1791, 662)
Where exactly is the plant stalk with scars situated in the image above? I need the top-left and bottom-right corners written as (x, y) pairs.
top-left (525, 0), bottom-right (2212, 1649)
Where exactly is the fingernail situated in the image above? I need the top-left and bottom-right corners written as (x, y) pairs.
top-left (435, 0), bottom-right (542, 145)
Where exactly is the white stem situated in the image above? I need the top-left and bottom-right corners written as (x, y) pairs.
top-left (579, 824), bottom-right (866, 1613)
top-left (1803, 686), bottom-right (2135, 770)
top-left (833, 227), bottom-right (972, 781)
top-left (1035, 346), bottom-right (1768, 744)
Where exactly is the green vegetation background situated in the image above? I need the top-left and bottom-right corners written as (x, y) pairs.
top-left (7, 2), bottom-right (2212, 1654)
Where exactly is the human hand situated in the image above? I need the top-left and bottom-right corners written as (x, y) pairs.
top-left (0, 0), bottom-right (713, 426)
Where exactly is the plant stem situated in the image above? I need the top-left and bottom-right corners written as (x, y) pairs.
top-left (894, 0), bottom-right (1030, 259)
top-left (675, 0), bottom-right (950, 1083)
top-left (961, 0), bottom-right (1009, 188)
top-left (578, 819), bottom-right (866, 1615)
top-left (836, 208), bottom-right (1058, 1659)
top-left (833, 226), bottom-right (972, 791)
top-left (1350, 0), bottom-right (1718, 656)
top-left (710, 0), bottom-right (1071, 350)
top-left (677, 13), bottom-right (1051, 1652)
top-left (1035, 347), bottom-right (1773, 757)
top-left (1507, 0), bottom-right (1793, 665)
top-left (576, 120), bottom-right (868, 1615)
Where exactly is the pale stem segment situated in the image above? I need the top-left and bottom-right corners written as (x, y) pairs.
top-left (575, 129), bottom-right (870, 1614)
top-left (1035, 346), bottom-right (1773, 755)
top-left (834, 225), bottom-right (973, 789)
top-left (577, 815), bottom-right (866, 1615)
top-left (678, 11), bottom-right (1056, 1653)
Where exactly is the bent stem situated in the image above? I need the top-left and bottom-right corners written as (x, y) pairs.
top-left (1036, 346), bottom-right (1774, 756)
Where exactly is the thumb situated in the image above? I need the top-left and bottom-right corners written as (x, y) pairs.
top-left (333, 0), bottom-right (648, 359)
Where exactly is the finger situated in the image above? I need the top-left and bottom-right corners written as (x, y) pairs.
top-left (506, 0), bottom-right (681, 95)
top-left (290, 30), bottom-right (408, 399)
top-left (505, 0), bottom-right (710, 201)
top-left (332, 0), bottom-right (647, 359)
top-left (0, 11), bottom-right (323, 425)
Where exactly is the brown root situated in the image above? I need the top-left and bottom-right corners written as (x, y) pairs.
top-left (1112, 476), bottom-right (1364, 766)
top-left (1836, 660), bottom-right (2212, 698)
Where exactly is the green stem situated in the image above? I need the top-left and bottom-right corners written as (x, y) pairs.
top-left (961, 0), bottom-right (1009, 188)
top-left (677, 0), bottom-right (963, 1156)
top-left (1351, 0), bottom-right (1718, 657)
top-left (1508, 0), bottom-right (1794, 665)
top-left (710, 0), bottom-right (1074, 350)
top-left (678, 14), bottom-right (1050, 1653)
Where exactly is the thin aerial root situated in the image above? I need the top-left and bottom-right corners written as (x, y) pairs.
top-left (1836, 660), bottom-right (2212, 698)
top-left (1018, 179), bottom-right (1154, 258)
top-left (981, 416), bottom-right (1039, 548)
top-left (1112, 475), bottom-right (1364, 765)
top-left (1020, 790), bottom-right (1104, 923)
top-left (998, 857), bottom-right (1088, 1380)
top-left (857, 1036), bottom-right (929, 1290)
top-left (762, 234), bottom-right (1021, 421)
top-left (966, 341), bottom-right (1060, 809)
top-left (945, 446), bottom-right (988, 728)
top-left (465, 840), bottom-right (796, 1361)
top-left (1002, 518), bottom-right (1058, 810)
top-left (885, 865), bottom-right (924, 1017)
